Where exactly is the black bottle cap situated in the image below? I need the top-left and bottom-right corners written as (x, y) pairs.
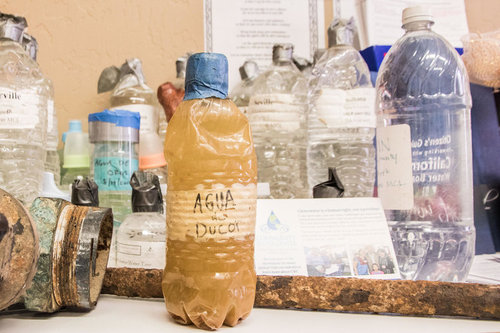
top-left (130, 171), bottom-right (163, 214)
top-left (71, 178), bottom-right (99, 207)
top-left (313, 168), bottom-right (345, 198)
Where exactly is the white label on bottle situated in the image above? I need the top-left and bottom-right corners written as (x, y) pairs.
top-left (315, 88), bottom-right (376, 128)
top-left (0, 88), bottom-right (41, 129)
top-left (47, 99), bottom-right (54, 132)
top-left (376, 124), bottom-right (414, 210)
top-left (167, 184), bottom-right (257, 242)
top-left (117, 241), bottom-right (165, 269)
top-left (248, 93), bottom-right (303, 132)
top-left (111, 104), bottom-right (156, 133)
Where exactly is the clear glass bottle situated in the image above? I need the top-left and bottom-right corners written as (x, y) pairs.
top-left (0, 14), bottom-right (48, 205)
top-left (22, 33), bottom-right (61, 186)
top-left (88, 109), bottom-right (140, 267)
top-left (157, 54), bottom-right (188, 140)
top-left (375, 6), bottom-right (474, 281)
top-left (162, 53), bottom-right (257, 330)
top-left (308, 18), bottom-right (375, 197)
top-left (247, 44), bottom-right (308, 199)
top-left (230, 60), bottom-right (259, 115)
top-left (117, 171), bottom-right (165, 269)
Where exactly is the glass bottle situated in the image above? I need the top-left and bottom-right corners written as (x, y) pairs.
top-left (230, 60), bottom-right (259, 115)
top-left (157, 54), bottom-right (188, 140)
top-left (117, 171), bottom-right (165, 269)
top-left (375, 6), bottom-right (474, 281)
top-left (22, 33), bottom-right (60, 186)
top-left (247, 43), bottom-right (308, 199)
top-left (0, 14), bottom-right (48, 205)
top-left (307, 18), bottom-right (375, 197)
top-left (139, 131), bottom-right (167, 213)
top-left (88, 109), bottom-right (140, 267)
top-left (162, 53), bottom-right (257, 330)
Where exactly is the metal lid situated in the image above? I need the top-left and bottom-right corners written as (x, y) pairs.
top-left (176, 53), bottom-right (191, 79)
top-left (88, 109), bottom-right (140, 143)
top-left (239, 60), bottom-right (259, 80)
top-left (272, 43), bottom-right (294, 63)
top-left (327, 17), bottom-right (355, 47)
top-left (22, 33), bottom-right (38, 60)
top-left (97, 58), bottom-right (146, 94)
top-left (71, 178), bottom-right (99, 207)
top-left (0, 13), bottom-right (27, 43)
top-left (130, 171), bottom-right (163, 214)
top-left (184, 52), bottom-right (228, 101)
top-left (292, 56), bottom-right (312, 73)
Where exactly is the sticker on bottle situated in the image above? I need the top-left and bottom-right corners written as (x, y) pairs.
top-left (167, 184), bottom-right (257, 242)
top-left (94, 157), bottom-right (139, 191)
top-left (248, 94), bottom-right (304, 132)
top-left (0, 88), bottom-right (42, 129)
top-left (110, 104), bottom-right (156, 133)
top-left (117, 241), bottom-right (165, 269)
top-left (314, 87), bottom-right (376, 128)
top-left (376, 124), bottom-right (414, 210)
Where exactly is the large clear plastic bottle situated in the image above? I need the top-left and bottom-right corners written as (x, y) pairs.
top-left (162, 53), bottom-right (257, 330)
top-left (375, 6), bottom-right (474, 281)
top-left (22, 33), bottom-right (60, 185)
top-left (117, 171), bottom-right (165, 269)
top-left (308, 18), bottom-right (375, 197)
top-left (230, 60), bottom-right (259, 115)
top-left (0, 14), bottom-right (48, 205)
top-left (248, 44), bottom-right (308, 199)
top-left (157, 54), bottom-right (188, 140)
top-left (88, 109), bottom-right (140, 267)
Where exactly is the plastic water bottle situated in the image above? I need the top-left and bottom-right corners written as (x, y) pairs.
top-left (375, 6), bottom-right (474, 281)
top-left (248, 44), bottom-right (308, 199)
top-left (230, 60), bottom-right (259, 115)
top-left (0, 14), bottom-right (48, 205)
top-left (308, 18), bottom-right (375, 196)
top-left (162, 53), bottom-right (257, 330)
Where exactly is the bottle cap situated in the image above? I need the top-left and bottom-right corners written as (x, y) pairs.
top-left (97, 58), bottom-right (146, 94)
top-left (71, 178), bottom-right (99, 207)
top-left (0, 13), bottom-right (26, 43)
top-left (239, 60), bottom-right (259, 80)
top-left (63, 132), bottom-right (90, 168)
top-left (40, 172), bottom-right (71, 201)
top-left (130, 171), bottom-right (163, 213)
top-left (139, 132), bottom-right (167, 169)
top-left (272, 43), bottom-right (294, 62)
top-left (327, 17), bottom-right (356, 47)
top-left (88, 109), bottom-right (140, 143)
top-left (62, 120), bottom-right (83, 143)
top-left (184, 53), bottom-right (228, 101)
top-left (22, 33), bottom-right (38, 61)
top-left (119, 58), bottom-right (145, 84)
top-left (402, 6), bottom-right (434, 26)
top-left (292, 56), bottom-right (312, 72)
top-left (176, 53), bottom-right (190, 79)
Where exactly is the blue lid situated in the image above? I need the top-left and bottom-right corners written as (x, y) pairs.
top-left (184, 53), bottom-right (228, 101)
top-left (62, 120), bottom-right (83, 143)
top-left (88, 109), bottom-right (141, 130)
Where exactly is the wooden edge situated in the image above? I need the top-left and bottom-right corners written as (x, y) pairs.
top-left (102, 268), bottom-right (500, 320)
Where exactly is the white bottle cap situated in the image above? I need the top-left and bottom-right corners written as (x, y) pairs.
top-left (402, 6), bottom-right (434, 26)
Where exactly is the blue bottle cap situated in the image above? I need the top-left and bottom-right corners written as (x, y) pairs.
top-left (88, 109), bottom-right (141, 129)
top-left (184, 53), bottom-right (228, 101)
top-left (62, 120), bottom-right (83, 143)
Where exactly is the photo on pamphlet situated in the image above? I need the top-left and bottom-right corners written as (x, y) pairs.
top-left (304, 246), bottom-right (351, 277)
top-left (349, 244), bottom-right (398, 277)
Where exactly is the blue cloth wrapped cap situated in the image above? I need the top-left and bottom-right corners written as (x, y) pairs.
top-left (184, 53), bottom-right (228, 100)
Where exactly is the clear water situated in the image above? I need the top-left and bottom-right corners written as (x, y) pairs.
top-left (376, 22), bottom-right (474, 281)
top-left (308, 45), bottom-right (375, 196)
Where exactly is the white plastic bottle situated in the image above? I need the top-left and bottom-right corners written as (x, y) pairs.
top-left (375, 6), bottom-right (474, 281)
top-left (248, 44), bottom-right (308, 199)
top-left (0, 14), bottom-right (48, 205)
top-left (307, 18), bottom-right (375, 197)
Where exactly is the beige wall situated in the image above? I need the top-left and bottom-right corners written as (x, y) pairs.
top-left (2, 0), bottom-right (497, 145)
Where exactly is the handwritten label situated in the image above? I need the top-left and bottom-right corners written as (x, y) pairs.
top-left (94, 157), bottom-right (138, 191)
top-left (376, 124), bottom-right (414, 210)
top-left (167, 184), bottom-right (257, 242)
top-left (0, 88), bottom-right (41, 129)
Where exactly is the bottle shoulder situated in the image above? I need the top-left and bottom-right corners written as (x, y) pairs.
top-left (252, 64), bottom-right (307, 95)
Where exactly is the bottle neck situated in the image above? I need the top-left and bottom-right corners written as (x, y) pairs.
top-left (403, 20), bottom-right (433, 32)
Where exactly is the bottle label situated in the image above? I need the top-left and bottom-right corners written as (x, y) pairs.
top-left (47, 99), bottom-right (54, 132)
top-left (110, 104), bottom-right (156, 133)
top-left (249, 93), bottom-right (303, 132)
top-left (0, 88), bottom-right (41, 129)
top-left (314, 88), bottom-right (376, 128)
top-left (167, 184), bottom-right (257, 241)
top-left (94, 157), bottom-right (139, 191)
top-left (117, 241), bottom-right (165, 269)
top-left (376, 124), bottom-right (414, 210)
